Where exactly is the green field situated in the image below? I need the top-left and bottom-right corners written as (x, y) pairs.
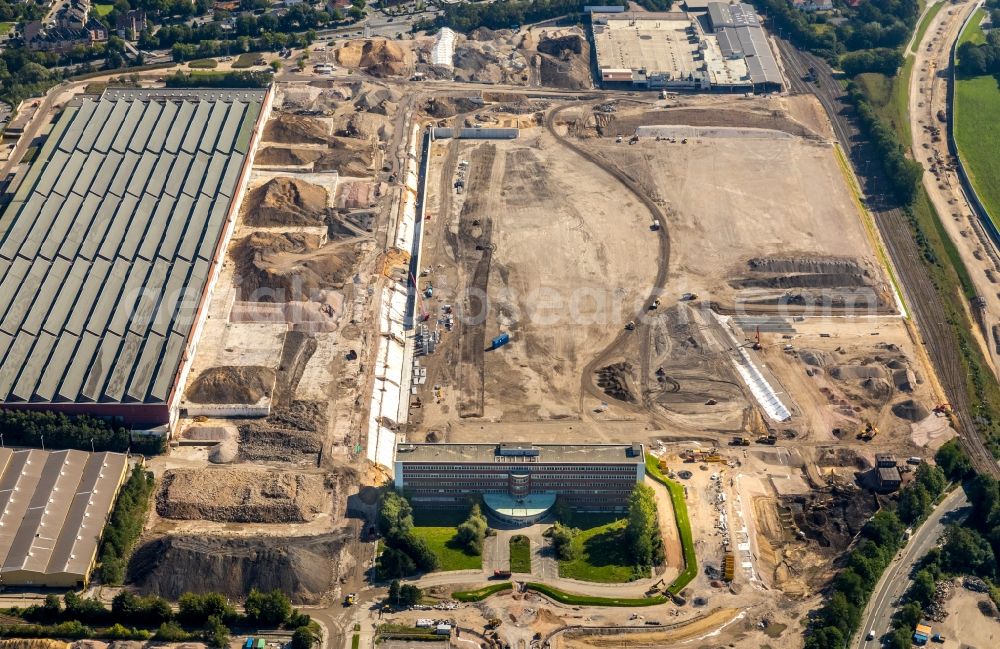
top-left (645, 456), bottom-right (698, 594)
top-left (410, 508), bottom-right (482, 572)
top-left (955, 9), bottom-right (1000, 229)
top-left (557, 517), bottom-right (640, 583)
top-left (94, 4), bottom-right (114, 16)
top-left (188, 58), bottom-right (219, 69)
top-left (0, 21), bottom-right (14, 36)
top-left (959, 8), bottom-right (987, 47)
top-left (525, 583), bottom-right (668, 607)
top-left (233, 52), bottom-right (261, 68)
top-left (509, 535), bottom-right (531, 574)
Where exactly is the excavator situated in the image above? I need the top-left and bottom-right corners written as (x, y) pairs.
top-left (857, 420), bottom-right (879, 441)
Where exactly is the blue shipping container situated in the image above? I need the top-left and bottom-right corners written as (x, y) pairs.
top-left (492, 333), bottom-right (510, 349)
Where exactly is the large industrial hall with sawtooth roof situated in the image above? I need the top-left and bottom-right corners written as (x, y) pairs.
top-left (0, 88), bottom-right (272, 430)
top-left (0, 448), bottom-right (129, 588)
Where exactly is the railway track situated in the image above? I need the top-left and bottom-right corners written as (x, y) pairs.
top-left (776, 39), bottom-right (1000, 478)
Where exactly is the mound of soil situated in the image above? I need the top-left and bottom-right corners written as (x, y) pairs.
top-left (186, 366), bottom-right (275, 404)
top-left (244, 178), bottom-right (328, 227)
top-left (255, 141), bottom-right (375, 176)
top-left (424, 96), bottom-right (483, 119)
top-left (892, 399), bottom-right (930, 422)
top-left (891, 368), bottom-right (915, 392)
top-left (128, 529), bottom-right (355, 603)
top-left (238, 401), bottom-right (327, 464)
top-left (829, 365), bottom-right (887, 380)
top-left (798, 349), bottom-right (829, 367)
top-left (597, 109), bottom-right (820, 139)
top-left (314, 137), bottom-right (376, 176)
top-left (538, 33), bottom-right (584, 57)
top-left (596, 362), bottom-right (636, 403)
top-left (234, 231), bottom-right (358, 302)
top-left (538, 51), bottom-right (592, 90)
top-left (256, 146), bottom-right (324, 167)
top-left (263, 114), bottom-right (329, 144)
top-left (336, 112), bottom-right (391, 140)
top-left (787, 484), bottom-right (877, 552)
top-left (336, 39), bottom-right (406, 76)
top-left (860, 377), bottom-right (892, 400)
top-left (157, 469), bottom-right (329, 523)
top-left (453, 45), bottom-right (505, 84)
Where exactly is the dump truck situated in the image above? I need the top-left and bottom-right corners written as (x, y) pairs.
top-left (756, 434), bottom-right (777, 445)
top-left (731, 436), bottom-right (751, 446)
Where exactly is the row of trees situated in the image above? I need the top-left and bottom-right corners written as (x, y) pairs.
top-left (748, 0), bottom-right (917, 72)
top-left (0, 409), bottom-right (134, 452)
top-left (957, 30), bottom-right (1000, 77)
top-left (435, 0), bottom-right (591, 33)
top-left (142, 4), bottom-right (333, 51)
top-left (99, 465), bottom-right (156, 584)
top-left (376, 491), bottom-right (439, 577)
top-left (626, 483), bottom-right (664, 569)
top-left (846, 82), bottom-right (924, 205)
top-left (387, 579), bottom-right (424, 606)
top-left (804, 457), bottom-right (949, 649)
top-left (13, 589), bottom-right (315, 649)
top-left (164, 70), bottom-right (273, 88)
top-left (840, 47), bottom-right (904, 77)
top-left (934, 444), bottom-right (1000, 585)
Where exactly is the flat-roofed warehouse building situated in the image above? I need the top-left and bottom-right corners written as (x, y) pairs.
top-left (394, 443), bottom-right (645, 524)
top-left (591, 5), bottom-right (782, 92)
top-left (0, 448), bottom-right (129, 588)
top-left (0, 88), bottom-right (272, 431)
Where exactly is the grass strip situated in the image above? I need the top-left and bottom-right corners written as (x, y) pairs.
top-left (911, 1), bottom-right (945, 53)
top-left (352, 634), bottom-right (360, 649)
top-left (524, 583), bottom-right (667, 607)
top-left (509, 535), bottom-right (531, 574)
top-left (644, 455), bottom-right (697, 595)
top-left (233, 53), bottom-right (261, 68)
top-left (188, 58), bottom-right (219, 69)
top-left (452, 582), bottom-right (513, 602)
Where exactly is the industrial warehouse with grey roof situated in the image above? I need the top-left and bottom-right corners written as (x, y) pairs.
top-left (0, 448), bottom-right (129, 588)
top-left (0, 88), bottom-right (267, 425)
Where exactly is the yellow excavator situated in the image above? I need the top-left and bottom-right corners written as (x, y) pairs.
top-left (857, 420), bottom-right (879, 441)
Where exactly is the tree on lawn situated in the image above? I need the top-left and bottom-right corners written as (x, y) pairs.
top-left (454, 503), bottom-right (488, 555)
top-left (625, 483), bottom-right (663, 567)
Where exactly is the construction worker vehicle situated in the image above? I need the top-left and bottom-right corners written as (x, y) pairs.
top-left (730, 436), bottom-right (751, 446)
top-left (681, 448), bottom-right (726, 463)
top-left (756, 434), bottom-right (777, 445)
top-left (625, 321), bottom-right (636, 330)
top-left (857, 421), bottom-right (878, 441)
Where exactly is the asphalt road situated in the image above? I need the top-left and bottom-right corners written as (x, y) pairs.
top-left (855, 488), bottom-right (969, 648)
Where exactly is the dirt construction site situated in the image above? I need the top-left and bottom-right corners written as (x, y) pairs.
top-left (130, 80), bottom-right (417, 604)
top-left (399, 89), bottom-right (956, 629)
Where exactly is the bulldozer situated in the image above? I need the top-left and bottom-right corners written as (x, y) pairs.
top-left (857, 420), bottom-right (879, 441)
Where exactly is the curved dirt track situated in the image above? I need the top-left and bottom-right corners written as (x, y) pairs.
top-left (544, 102), bottom-right (672, 418)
